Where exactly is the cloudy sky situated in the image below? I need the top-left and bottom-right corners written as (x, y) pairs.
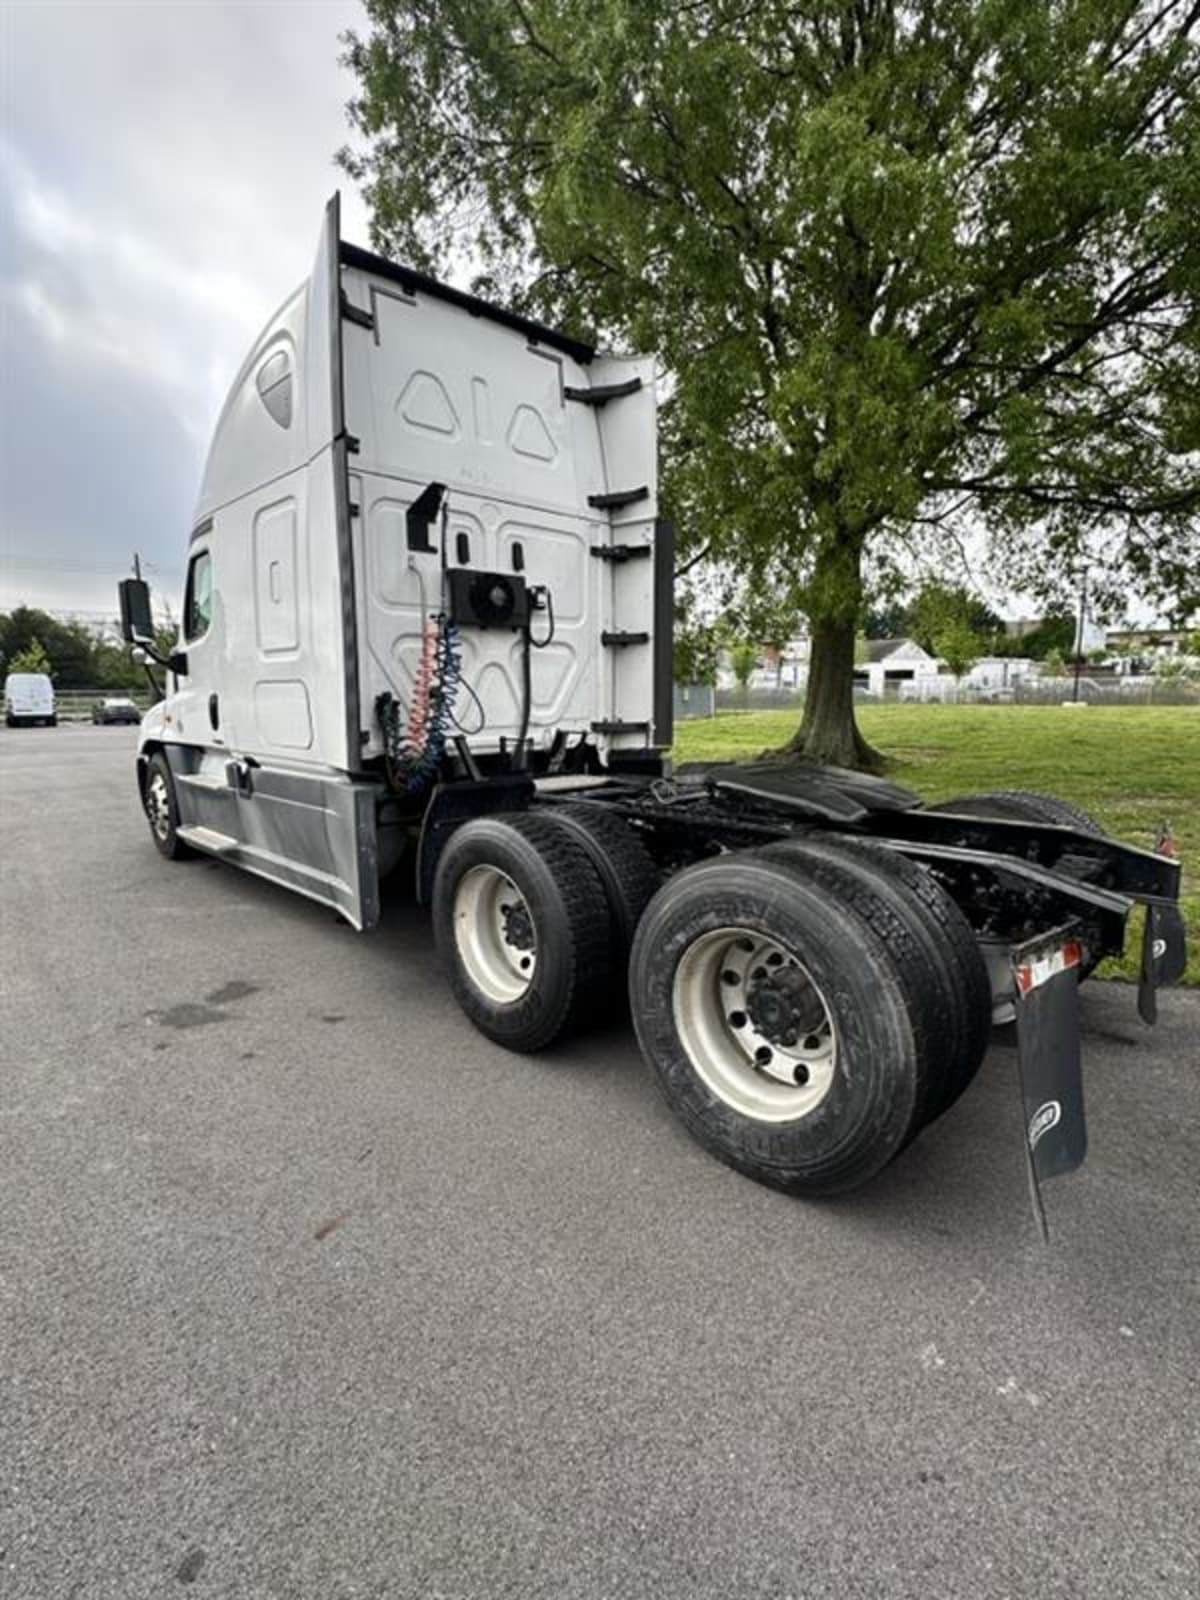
top-left (1, 0), bottom-right (372, 619)
top-left (0, 2), bottom-right (1154, 634)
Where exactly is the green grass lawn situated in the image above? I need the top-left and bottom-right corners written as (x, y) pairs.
top-left (674, 704), bottom-right (1199, 985)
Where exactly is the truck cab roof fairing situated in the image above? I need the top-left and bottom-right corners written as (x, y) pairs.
top-left (193, 283), bottom-right (308, 525)
top-left (338, 241), bottom-right (597, 367)
top-left (193, 226), bottom-right (596, 532)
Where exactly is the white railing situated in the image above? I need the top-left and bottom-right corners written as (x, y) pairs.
top-left (41, 690), bottom-right (158, 722)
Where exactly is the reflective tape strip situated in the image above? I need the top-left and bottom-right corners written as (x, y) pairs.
top-left (1015, 940), bottom-right (1083, 995)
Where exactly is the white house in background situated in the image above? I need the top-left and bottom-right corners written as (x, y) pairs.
top-left (854, 638), bottom-right (942, 696)
top-left (1104, 626), bottom-right (1192, 657)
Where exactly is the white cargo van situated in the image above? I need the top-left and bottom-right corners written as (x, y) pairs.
top-left (117, 194), bottom-right (1185, 1208)
top-left (4, 672), bottom-right (56, 727)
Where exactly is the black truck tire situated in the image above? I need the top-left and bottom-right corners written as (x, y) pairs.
top-left (930, 789), bottom-right (1105, 836)
top-left (536, 802), bottom-right (660, 967)
top-left (814, 835), bottom-right (991, 1121)
top-left (628, 852), bottom-right (928, 1196)
top-left (762, 835), bottom-right (991, 1129)
top-left (143, 752), bottom-right (194, 860)
top-left (929, 788), bottom-right (1109, 982)
top-left (432, 812), bottom-right (613, 1053)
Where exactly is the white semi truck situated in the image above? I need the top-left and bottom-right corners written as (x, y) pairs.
top-left (119, 197), bottom-right (1186, 1217)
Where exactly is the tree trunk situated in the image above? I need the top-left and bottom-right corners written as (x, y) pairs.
top-left (782, 539), bottom-right (884, 770)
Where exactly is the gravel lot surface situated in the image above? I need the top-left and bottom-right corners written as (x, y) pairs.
top-left (2, 726), bottom-right (1197, 1599)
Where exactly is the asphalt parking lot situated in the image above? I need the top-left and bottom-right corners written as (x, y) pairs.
top-left (2, 725), bottom-right (1197, 1599)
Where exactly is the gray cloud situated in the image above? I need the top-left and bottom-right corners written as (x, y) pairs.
top-left (0, 0), bottom-right (369, 617)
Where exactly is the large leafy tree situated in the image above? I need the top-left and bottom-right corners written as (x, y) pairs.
top-left (904, 582), bottom-right (1004, 653)
top-left (1, 608), bottom-right (95, 685)
top-left (340, 0), bottom-right (1200, 766)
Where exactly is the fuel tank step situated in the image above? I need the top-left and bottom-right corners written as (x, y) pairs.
top-left (176, 825), bottom-right (239, 855)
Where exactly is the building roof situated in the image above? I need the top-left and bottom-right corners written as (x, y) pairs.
top-left (862, 637), bottom-right (928, 663)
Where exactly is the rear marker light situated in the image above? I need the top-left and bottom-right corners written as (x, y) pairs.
top-left (1015, 940), bottom-right (1083, 995)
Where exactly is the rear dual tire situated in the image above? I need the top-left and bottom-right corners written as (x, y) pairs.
top-left (434, 810), bottom-right (993, 1198)
top-left (432, 813), bottom-right (613, 1053)
top-left (764, 835), bottom-right (991, 1128)
top-left (537, 801), bottom-right (659, 973)
top-left (628, 842), bottom-right (992, 1196)
top-left (929, 788), bottom-right (1104, 836)
top-left (928, 787), bottom-right (1107, 980)
top-left (631, 853), bottom-right (930, 1195)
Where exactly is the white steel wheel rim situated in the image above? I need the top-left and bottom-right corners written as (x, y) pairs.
top-left (453, 865), bottom-right (537, 1004)
top-left (147, 772), bottom-right (171, 840)
top-left (672, 927), bottom-right (837, 1122)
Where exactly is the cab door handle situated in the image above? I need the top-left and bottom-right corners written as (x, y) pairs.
top-left (208, 693), bottom-right (219, 731)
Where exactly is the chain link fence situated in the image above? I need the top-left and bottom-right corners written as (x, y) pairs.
top-left (29, 689), bottom-right (159, 723)
top-left (715, 676), bottom-right (1200, 711)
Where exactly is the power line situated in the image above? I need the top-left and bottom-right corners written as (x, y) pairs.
top-left (1, 556), bottom-right (178, 577)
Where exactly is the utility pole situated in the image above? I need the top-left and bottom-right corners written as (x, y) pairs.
top-left (1072, 568), bottom-right (1087, 704)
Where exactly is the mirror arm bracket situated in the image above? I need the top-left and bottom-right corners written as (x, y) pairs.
top-left (131, 635), bottom-right (170, 667)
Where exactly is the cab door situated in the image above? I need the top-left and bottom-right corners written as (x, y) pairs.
top-left (163, 532), bottom-right (248, 842)
top-left (172, 535), bottom-right (228, 749)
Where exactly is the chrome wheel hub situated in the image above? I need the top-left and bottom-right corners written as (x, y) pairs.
top-left (146, 772), bottom-right (170, 841)
top-left (672, 928), bottom-right (837, 1121)
top-left (453, 865), bottom-right (537, 1004)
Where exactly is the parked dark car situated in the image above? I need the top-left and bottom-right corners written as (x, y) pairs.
top-left (92, 697), bottom-right (142, 726)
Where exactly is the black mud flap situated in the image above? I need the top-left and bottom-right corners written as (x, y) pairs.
top-left (1138, 901), bottom-right (1188, 1024)
top-left (1011, 930), bottom-right (1088, 1241)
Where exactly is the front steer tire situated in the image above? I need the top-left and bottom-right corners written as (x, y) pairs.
top-left (432, 812), bottom-right (613, 1053)
top-left (629, 853), bottom-right (927, 1196)
top-left (143, 752), bottom-right (194, 861)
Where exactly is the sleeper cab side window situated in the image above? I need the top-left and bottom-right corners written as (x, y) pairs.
top-left (185, 549), bottom-right (214, 642)
top-left (256, 347), bottom-right (293, 429)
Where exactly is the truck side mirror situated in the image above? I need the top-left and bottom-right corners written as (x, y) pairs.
top-left (168, 649), bottom-right (189, 676)
top-left (406, 481), bottom-right (446, 554)
top-left (118, 577), bottom-right (154, 643)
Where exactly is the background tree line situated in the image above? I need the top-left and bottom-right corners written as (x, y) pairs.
top-left (0, 607), bottom-right (173, 691)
